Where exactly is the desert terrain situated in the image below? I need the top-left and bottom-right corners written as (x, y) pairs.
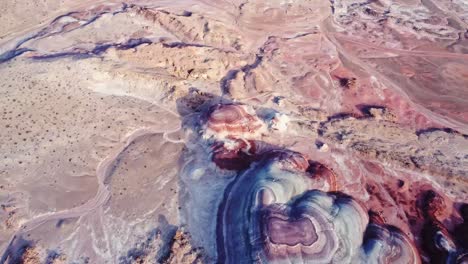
top-left (0, 0), bottom-right (467, 263)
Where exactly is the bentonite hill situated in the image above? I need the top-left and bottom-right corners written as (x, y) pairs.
top-left (0, 0), bottom-right (467, 263)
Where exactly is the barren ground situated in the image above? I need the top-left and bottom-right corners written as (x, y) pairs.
top-left (0, 0), bottom-right (467, 263)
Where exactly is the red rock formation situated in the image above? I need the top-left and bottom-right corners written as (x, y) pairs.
top-left (211, 139), bottom-right (256, 170)
top-left (306, 161), bottom-right (338, 192)
top-left (204, 104), bottom-right (265, 140)
top-left (421, 190), bottom-right (461, 263)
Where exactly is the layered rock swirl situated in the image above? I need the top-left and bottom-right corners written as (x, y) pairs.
top-left (208, 104), bottom-right (420, 264)
top-left (360, 212), bottom-right (421, 264)
top-left (215, 149), bottom-right (421, 263)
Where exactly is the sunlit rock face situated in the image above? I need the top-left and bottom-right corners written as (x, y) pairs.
top-left (204, 104), bottom-right (266, 141)
top-left (201, 103), bottom-right (269, 171)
